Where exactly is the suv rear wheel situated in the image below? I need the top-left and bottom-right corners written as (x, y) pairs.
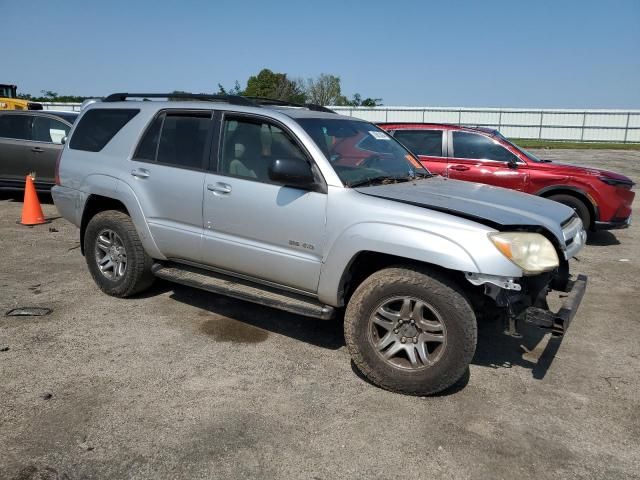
top-left (84, 210), bottom-right (155, 297)
top-left (344, 266), bottom-right (477, 395)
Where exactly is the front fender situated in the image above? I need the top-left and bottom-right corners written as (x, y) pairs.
top-left (317, 223), bottom-right (483, 306)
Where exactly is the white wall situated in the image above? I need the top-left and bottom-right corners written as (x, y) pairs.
top-left (41, 102), bottom-right (82, 112)
top-left (42, 102), bottom-right (640, 142)
top-left (329, 106), bottom-right (640, 142)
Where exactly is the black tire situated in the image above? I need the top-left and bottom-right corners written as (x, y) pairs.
top-left (344, 266), bottom-right (477, 396)
top-left (84, 210), bottom-right (155, 297)
top-left (548, 194), bottom-right (591, 229)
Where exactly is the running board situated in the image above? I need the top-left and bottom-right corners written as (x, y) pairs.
top-left (151, 263), bottom-right (335, 320)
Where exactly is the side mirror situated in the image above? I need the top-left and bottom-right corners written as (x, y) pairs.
top-left (60, 136), bottom-right (67, 145)
top-left (507, 159), bottom-right (518, 169)
top-left (268, 158), bottom-right (316, 189)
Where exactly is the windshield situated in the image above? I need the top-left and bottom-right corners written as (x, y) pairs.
top-left (497, 133), bottom-right (545, 162)
top-left (0, 85), bottom-right (16, 98)
top-left (53, 112), bottom-right (79, 124)
top-left (296, 118), bottom-right (430, 186)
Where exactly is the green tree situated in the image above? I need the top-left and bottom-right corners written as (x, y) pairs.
top-left (217, 81), bottom-right (243, 95)
top-left (305, 74), bottom-right (343, 106)
top-left (17, 91), bottom-right (91, 103)
top-left (339, 93), bottom-right (383, 107)
top-left (244, 68), bottom-right (305, 103)
top-left (168, 90), bottom-right (191, 101)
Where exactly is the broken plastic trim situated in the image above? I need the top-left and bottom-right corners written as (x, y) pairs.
top-left (465, 272), bottom-right (521, 291)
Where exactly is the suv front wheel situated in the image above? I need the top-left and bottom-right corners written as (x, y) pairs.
top-left (344, 266), bottom-right (477, 395)
top-left (84, 210), bottom-right (155, 297)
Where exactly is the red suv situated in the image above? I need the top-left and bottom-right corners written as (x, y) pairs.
top-left (379, 123), bottom-right (635, 230)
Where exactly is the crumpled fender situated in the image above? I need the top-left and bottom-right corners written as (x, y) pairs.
top-left (317, 222), bottom-right (482, 306)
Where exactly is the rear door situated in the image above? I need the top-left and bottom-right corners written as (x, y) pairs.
top-left (390, 129), bottom-right (448, 176)
top-left (0, 114), bottom-right (33, 187)
top-left (201, 113), bottom-right (327, 293)
top-left (127, 110), bottom-right (213, 262)
top-left (448, 131), bottom-right (528, 190)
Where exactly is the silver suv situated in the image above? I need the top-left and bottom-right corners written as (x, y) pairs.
top-left (53, 93), bottom-right (588, 395)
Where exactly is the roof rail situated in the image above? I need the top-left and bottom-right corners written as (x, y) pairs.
top-left (103, 93), bottom-right (338, 114)
top-left (244, 96), bottom-right (337, 114)
top-left (103, 92), bottom-right (256, 107)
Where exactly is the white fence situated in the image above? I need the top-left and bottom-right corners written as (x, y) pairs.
top-left (41, 102), bottom-right (82, 112)
top-left (330, 106), bottom-right (640, 143)
top-left (41, 102), bottom-right (640, 142)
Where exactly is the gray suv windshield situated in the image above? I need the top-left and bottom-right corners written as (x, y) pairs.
top-left (297, 118), bottom-right (429, 186)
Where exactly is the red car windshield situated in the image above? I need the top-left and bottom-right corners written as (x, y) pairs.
top-left (496, 133), bottom-right (546, 163)
top-left (297, 118), bottom-right (430, 186)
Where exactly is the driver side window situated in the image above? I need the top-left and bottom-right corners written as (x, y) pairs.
top-left (452, 131), bottom-right (517, 163)
top-left (220, 117), bottom-right (307, 183)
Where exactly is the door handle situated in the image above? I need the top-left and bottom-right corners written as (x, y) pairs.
top-left (131, 168), bottom-right (150, 179)
top-left (31, 147), bottom-right (44, 153)
top-left (207, 182), bottom-right (232, 194)
top-left (449, 165), bottom-right (470, 171)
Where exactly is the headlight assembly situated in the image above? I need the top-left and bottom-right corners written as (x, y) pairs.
top-left (489, 232), bottom-right (559, 275)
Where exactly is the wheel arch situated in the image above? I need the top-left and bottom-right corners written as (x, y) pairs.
top-left (336, 251), bottom-right (470, 308)
top-left (536, 185), bottom-right (598, 228)
top-left (79, 180), bottom-right (164, 259)
top-left (80, 195), bottom-right (128, 255)
top-left (316, 223), bottom-right (495, 306)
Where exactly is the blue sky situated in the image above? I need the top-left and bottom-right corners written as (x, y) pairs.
top-left (2, 0), bottom-right (639, 108)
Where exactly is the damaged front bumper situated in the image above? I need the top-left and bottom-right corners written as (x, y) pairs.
top-left (468, 270), bottom-right (588, 339)
top-left (524, 274), bottom-right (588, 337)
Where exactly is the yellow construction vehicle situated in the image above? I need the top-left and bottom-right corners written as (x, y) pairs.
top-left (0, 84), bottom-right (43, 110)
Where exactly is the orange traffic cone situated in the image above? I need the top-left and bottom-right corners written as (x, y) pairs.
top-left (19, 174), bottom-right (47, 226)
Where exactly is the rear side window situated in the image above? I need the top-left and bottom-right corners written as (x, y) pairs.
top-left (393, 130), bottom-right (443, 156)
top-left (69, 108), bottom-right (139, 152)
top-left (0, 114), bottom-right (33, 140)
top-left (134, 111), bottom-right (211, 169)
top-left (32, 116), bottom-right (70, 144)
top-left (133, 115), bottom-right (163, 161)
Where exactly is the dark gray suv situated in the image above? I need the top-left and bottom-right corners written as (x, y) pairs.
top-left (0, 110), bottom-right (78, 191)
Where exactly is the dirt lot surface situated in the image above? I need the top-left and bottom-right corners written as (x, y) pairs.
top-left (1, 149), bottom-right (639, 479)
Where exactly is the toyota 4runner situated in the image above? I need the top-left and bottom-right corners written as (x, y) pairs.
top-left (52, 93), bottom-right (588, 395)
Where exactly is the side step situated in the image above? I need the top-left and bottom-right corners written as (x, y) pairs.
top-left (151, 263), bottom-right (335, 320)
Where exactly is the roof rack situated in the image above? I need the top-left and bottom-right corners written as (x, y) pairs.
top-left (103, 92), bottom-right (256, 107)
top-left (103, 92), bottom-right (338, 114)
top-left (244, 96), bottom-right (337, 114)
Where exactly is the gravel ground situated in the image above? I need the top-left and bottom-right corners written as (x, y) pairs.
top-left (1, 149), bottom-right (638, 480)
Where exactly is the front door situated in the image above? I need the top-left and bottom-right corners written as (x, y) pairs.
top-left (391, 129), bottom-right (449, 176)
top-left (126, 110), bottom-right (213, 262)
top-left (29, 115), bottom-right (70, 184)
top-left (447, 131), bottom-right (528, 191)
top-left (201, 114), bottom-right (327, 293)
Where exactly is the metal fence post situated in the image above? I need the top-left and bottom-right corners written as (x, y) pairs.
top-left (538, 112), bottom-right (544, 139)
top-left (580, 112), bottom-right (586, 141)
top-left (624, 112), bottom-right (631, 143)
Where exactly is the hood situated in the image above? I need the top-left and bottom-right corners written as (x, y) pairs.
top-left (355, 177), bottom-right (575, 243)
top-left (533, 160), bottom-right (634, 185)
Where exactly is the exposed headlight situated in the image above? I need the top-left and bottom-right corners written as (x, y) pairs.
top-left (489, 232), bottom-right (559, 275)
